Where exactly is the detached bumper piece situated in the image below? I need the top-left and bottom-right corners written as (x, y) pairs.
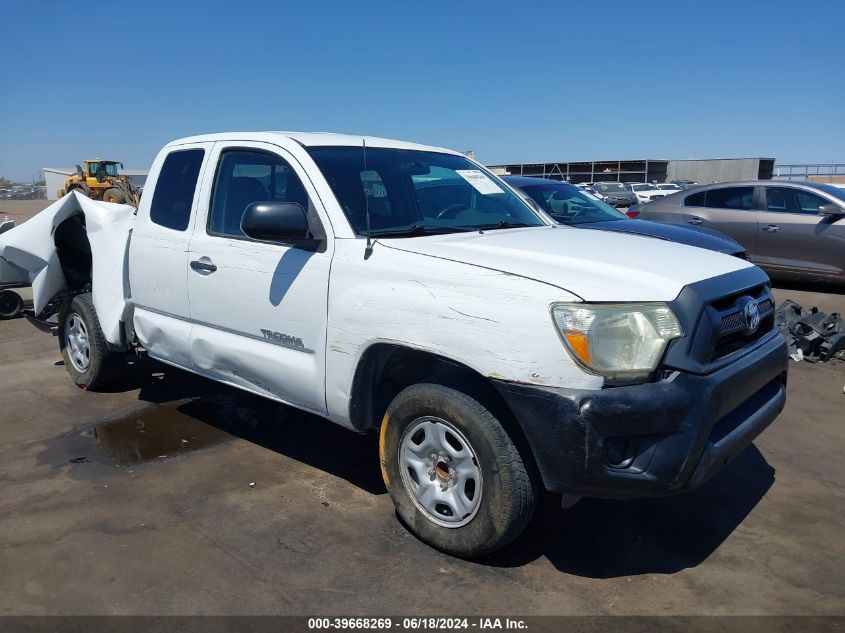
top-left (776, 299), bottom-right (845, 362)
top-left (493, 331), bottom-right (788, 499)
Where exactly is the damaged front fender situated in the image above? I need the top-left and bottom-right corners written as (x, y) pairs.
top-left (0, 191), bottom-right (135, 345)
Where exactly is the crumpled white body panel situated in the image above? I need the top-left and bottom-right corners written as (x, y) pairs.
top-left (0, 191), bottom-right (134, 345)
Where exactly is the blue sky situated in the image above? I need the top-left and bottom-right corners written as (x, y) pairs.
top-left (1, 0), bottom-right (843, 181)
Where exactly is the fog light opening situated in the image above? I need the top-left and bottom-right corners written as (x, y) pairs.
top-left (605, 438), bottom-right (637, 469)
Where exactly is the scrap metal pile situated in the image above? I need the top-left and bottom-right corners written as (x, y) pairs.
top-left (776, 300), bottom-right (845, 363)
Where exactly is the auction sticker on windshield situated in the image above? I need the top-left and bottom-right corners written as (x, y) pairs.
top-left (455, 170), bottom-right (504, 195)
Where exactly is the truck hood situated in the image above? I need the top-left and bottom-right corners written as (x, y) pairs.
top-left (380, 225), bottom-right (754, 302)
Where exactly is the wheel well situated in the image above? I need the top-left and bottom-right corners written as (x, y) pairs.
top-left (349, 343), bottom-right (541, 479)
top-left (54, 213), bottom-right (92, 290)
top-left (349, 343), bottom-right (515, 427)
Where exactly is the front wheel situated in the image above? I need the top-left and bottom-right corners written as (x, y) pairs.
top-left (58, 293), bottom-right (124, 390)
top-left (102, 188), bottom-right (126, 204)
top-left (380, 383), bottom-right (537, 558)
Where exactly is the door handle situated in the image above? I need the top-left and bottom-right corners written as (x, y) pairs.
top-left (687, 216), bottom-right (703, 225)
top-left (190, 259), bottom-right (217, 273)
top-left (762, 224), bottom-right (780, 233)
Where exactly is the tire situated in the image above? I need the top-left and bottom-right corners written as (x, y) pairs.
top-left (58, 293), bottom-right (123, 390)
top-left (0, 290), bottom-right (23, 319)
top-left (380, 383), bottom-right (537, 558)
top-left (102, 188), bottom-right (126, 204)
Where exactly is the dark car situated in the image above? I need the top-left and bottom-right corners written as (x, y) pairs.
top-left (503, 176), bottom-right (747, 257)
top-left (590, 181), bottom-right (638, 208)
top-left (635, 180), bottom-right (845, 283)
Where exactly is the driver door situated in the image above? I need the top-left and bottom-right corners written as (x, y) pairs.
top-left (186, 141), bottom-right (334, 414)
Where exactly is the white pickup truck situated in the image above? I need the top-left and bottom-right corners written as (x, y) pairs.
top-left (0, 132), bottom-right (788, 557)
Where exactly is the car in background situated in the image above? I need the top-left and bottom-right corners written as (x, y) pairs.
top-left (575, 183), bottom-right (601, 197)
top-left (503, 176), bottom-right (747, 257)
top-left (635, 180), bottom-right (845, 282)
top-left (657, 183), bottom-right (683, 193)
top-left (672, 180), bottom-right (699, 190)
top-left (625, 182), bottom-right (668, 204)
top-left (590, 181), bottom-right (637, 208)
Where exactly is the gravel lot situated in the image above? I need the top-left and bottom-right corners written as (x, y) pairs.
top-left (0, 200), bottom-right (843, 616)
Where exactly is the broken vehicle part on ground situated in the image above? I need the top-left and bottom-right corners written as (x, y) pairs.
top-left (0, 131), bottom-right (789, 558)
top-left (776, 300), bottom-right (845, 362)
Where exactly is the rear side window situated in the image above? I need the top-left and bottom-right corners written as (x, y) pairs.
top-left (150, 149), bottom-right (204, 231)
top-left (684, 191), bottom-right (705, 206)
top-left (704, 187), bottom-right (754, 211)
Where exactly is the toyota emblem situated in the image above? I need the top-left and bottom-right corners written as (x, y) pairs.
top-left (743, 299), bottom-right (761, 334)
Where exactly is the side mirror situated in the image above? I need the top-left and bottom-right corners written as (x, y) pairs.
top-left (818, 203), bottom-right (845, 217)
top-left (240, 201), bottom-right (318, 247)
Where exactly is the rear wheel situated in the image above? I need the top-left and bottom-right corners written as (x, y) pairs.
top-left (380, 383), bottom-right (537, 558)
top-left (102, 188), bottom-right (125, 204)
top-left (0, 290), bottom-right (23, 319)
top-left (58, 293), bottom-right (123, 390)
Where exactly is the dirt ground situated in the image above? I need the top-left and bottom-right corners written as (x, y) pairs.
top-left (0, 200), bottom-right (843, 616)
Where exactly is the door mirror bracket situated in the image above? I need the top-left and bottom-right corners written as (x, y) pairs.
top-left (818, 203), bottom-right (845, 217)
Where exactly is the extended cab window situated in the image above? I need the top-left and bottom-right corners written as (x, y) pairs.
top-left (704, 187), bottom-right (754, 211)
top-left (209, 149), bottom-right (311, 238)
top-left (150, 149), bottom-right (205, 231)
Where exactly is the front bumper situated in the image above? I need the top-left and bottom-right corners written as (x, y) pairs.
top-left (492, 332), bottom-right (788, 499)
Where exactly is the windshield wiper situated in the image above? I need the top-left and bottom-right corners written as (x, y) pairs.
top-left (369, 224), bottom-right (430, 238)
top-left (475, 220), bottom-right (532, 231)
top-left (369, 224), bottom-right (476, 238)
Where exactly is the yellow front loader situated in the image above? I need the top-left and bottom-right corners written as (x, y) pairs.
top-left (58, 159), bottom-right (141, 205)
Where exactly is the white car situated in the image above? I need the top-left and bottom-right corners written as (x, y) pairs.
top-left (656, 183), bottom-right (683, 193)
top-left (626, 183), bottom-right (669, 204)
top-left (575, 183), bottom-right (603, 199)
top-left (0, 131), bottom-right (788, 558)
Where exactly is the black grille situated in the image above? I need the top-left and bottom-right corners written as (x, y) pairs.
top-left (710, 288), bottom-right (776, 361)
top-left (713, 315), bottom-right (775, 360)
top-left (717, 298), bottom-right (773, 334)
top-left (719, 311), bottom-right (745, 334)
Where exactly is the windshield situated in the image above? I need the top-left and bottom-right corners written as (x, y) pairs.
top-left (307, 147), bottom-right (543, 236)
top-left (89, 162), bottom-right (119, 178)
top-left (811, 183), bottom-right (845, 203)
top-left (658, 184), bottom-right (681, 190)
top-left (631, 184), bottom-right (657, 192)
top-left (593, 182), bottom-right (627, 193)
top-left (517, 181), bottom-right (627, 225)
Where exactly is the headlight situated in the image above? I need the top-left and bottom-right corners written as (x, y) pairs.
top-left (551, 303), bottom-right (682, 382)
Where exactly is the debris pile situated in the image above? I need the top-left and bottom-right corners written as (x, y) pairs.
top-left (775, 300), bottom-right (845, 363)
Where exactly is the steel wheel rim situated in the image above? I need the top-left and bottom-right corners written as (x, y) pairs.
top-left (65, 312), bottom-right (91, 372)
top-left (398, 416), bottom-right (483, 528)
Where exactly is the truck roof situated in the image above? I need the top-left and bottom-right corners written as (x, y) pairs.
top-left (166, 131), bottom-right (461, 155)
